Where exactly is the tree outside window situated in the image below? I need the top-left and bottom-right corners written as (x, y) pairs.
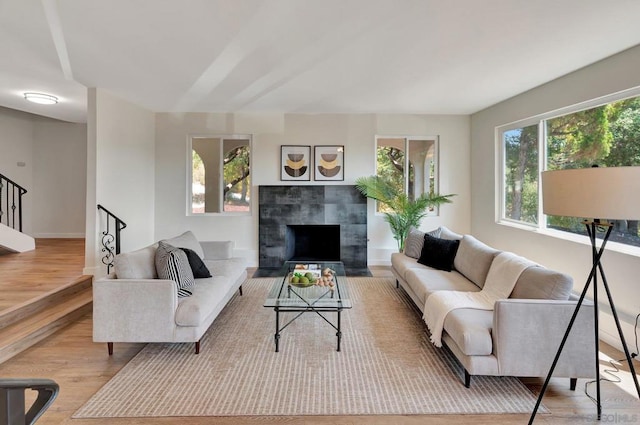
top-left (501, 95), bottom-right (640, 247)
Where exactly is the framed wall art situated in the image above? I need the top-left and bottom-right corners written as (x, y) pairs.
top-left (281, 145), bottom-right (311, 181)
top-left (314, 145), bottom-right (344, 181)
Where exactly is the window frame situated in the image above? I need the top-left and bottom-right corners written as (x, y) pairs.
top-left (374, 135), bottom-right (441, 216)
top-left (496, 86), bottom-right (640, 255)
top-left (187, 133), bottom-right (253, 216)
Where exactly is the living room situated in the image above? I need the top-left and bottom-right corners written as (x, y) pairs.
top-left (2, 1), bottom-right (640, 423)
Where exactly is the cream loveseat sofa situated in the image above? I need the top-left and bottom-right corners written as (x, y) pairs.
top-left (392, 226), bottom-right (596, 388)
top-left (93, 231), bottom-right (247, 355)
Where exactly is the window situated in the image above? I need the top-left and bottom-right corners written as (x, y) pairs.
top-left (502, 124), bottom-right (539, 225)
top-left (376, 136), bottom-right (439, 213)
top-left (189, 135), bottom-right (251, 214)
top-left (499, 93), bottom-right (640, 247)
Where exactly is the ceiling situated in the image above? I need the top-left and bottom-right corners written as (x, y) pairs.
top-left (1, 0), bottom-right (640, 124)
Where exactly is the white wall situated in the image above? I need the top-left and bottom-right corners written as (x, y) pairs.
top-left (0, 106), bottom-right (87, 238)
top-left (470, 45), bottom-right (640, 351)
top-left (33, 120), bottom-right (87, 237)
top-left (0, 107), bottom-right (35, 235)
top-left (85, 89), bottom-right (155, 276)
top-left (154, 112), bottom-right (471, 266)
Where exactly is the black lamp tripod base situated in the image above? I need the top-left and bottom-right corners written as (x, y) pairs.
top-left (529, 221), bottom-right (640, 423)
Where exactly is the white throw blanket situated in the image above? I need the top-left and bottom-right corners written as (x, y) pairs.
top-left (423, 252), bottom-right (536, 347)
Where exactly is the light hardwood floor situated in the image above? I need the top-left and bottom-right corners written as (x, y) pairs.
top-left (1, 260), bottom-right (639, 424)
top-left (0, 238), bottom-right (86, 311)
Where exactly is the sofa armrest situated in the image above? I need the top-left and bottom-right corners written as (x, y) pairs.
top-left (200, 241), bottom-right (233, 260)
top-left (493, 298), bottom-right (596, 378)
top-left (93, 277), bottom-right (178, 342)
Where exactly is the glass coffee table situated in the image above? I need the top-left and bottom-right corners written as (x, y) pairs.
top-left (263, 261), bottom-right (352, 352)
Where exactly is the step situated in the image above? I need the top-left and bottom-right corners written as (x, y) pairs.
top-left (0, 278), bottom-right (92, 364)
top-left (0, 275), bottom-right (92, 331)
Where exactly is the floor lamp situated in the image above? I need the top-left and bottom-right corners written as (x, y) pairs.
top-left (529, 166), bottom-right (640, 423)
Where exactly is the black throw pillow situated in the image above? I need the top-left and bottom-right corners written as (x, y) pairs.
top-left (180, 247), bottom-right (212, 278)
top-left (417, 234), bottom-right (460, 272)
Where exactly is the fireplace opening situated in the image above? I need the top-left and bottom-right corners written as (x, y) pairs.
top-left (285, 225), bottom-right (340, 262)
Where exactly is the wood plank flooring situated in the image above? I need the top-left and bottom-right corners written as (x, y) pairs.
top-left (0, 238), bottom-right (86, 311)
top-left (0, 264), bottom-right (639, 424)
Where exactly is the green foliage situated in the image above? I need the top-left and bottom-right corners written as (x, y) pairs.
top-left (192, 150), bottom-right (205, 185)
top-left (223, 146), bottom-right (251, 203)
top-left (547, 105), bottom-right (613, 169)
top-left (506, 95), bottom-right (640, 246)
top-left (375, 147), bottom-right (404, 211)
top-left (355, 175), bottom-right (454, 252)
top-left (603, 98), bottom-right (640, 166)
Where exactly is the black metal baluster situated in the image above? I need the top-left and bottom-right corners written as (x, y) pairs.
top-left (0, 173), bottom-right (28, 232)
top-left (97, 204), bottom-right (127, 274)
top-left (0, 178), bottom-right (4, 226)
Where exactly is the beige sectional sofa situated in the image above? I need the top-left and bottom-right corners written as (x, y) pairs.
top-left (392, 226), bottom-right (596, 388)
top-left (93, 231), bottom-right (247, 355)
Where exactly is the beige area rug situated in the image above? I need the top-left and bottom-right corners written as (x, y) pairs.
top-left (74, 277), bottom-right (546, 418)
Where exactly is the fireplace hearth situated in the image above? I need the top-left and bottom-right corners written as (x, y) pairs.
top-left (259, 185), bottom-right (367, 270)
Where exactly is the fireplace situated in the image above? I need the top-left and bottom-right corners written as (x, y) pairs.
top-left (259, 185), bottom-right (367, 270)
top-left (286, 224), bottom-right (340, 262)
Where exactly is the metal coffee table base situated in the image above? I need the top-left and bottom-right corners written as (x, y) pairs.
top-left (272, 285), bottom-right (344, 352)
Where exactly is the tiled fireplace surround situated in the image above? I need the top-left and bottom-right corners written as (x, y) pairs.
top-left (258, 185), bottom-right (367, 270)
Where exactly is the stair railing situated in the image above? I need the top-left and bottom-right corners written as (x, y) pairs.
top-left (0, 173), bottom-right (28, 233)
top-left (0, 378), bottom-right (59, 425)
top-left (97, 204), bottom-right (127, 274)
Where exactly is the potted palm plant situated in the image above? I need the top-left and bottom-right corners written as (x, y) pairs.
top-left (355, 175), bottom-right (454, 252)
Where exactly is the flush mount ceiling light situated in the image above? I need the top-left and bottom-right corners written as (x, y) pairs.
top-left (23, 92), bottom-right (58, 105)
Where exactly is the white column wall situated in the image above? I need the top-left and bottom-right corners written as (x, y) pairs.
top-left (85, 88), bottom-right (155, 276)
top-left (470, 45), bottom-right (640, 351)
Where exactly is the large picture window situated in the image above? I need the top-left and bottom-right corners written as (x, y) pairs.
top-left (499, 93), bottom-right (640, 247)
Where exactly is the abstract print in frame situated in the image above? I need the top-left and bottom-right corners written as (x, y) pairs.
top-left (314, 145), bottom-right (344, 181)
top-left (281, 145), bottom-right (311, 181)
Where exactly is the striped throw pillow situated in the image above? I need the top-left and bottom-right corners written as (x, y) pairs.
top-left (155, 241), bottom-right (195, 298)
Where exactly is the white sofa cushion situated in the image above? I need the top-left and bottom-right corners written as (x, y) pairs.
top-left (453, 235), bottom-right (501, 288)
top-left (443, 308), bottom-right (494, 356)
top-left (175, 276), bottom-right (232, 326)
top-left (204, 257), bottom-right (247, 278)
top-left (405, 267), bottom-right (480, 306)
top-left (391, 252), bottom-right (426, 281)
top-left (113, 244), bottom-right (158, 279)
top-left (511, 266), bottom-right (573, 300)
top-left (439, 226), bottom-right (463, 240)
top-left (163, 230), bottom-right (205, 259)
top-left (201, 240), bottom-right (233, 260)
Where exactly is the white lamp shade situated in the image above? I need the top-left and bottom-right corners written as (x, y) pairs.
top-left (542, 166), bottom-right (640, 220)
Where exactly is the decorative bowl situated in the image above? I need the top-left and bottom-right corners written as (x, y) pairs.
top-left (288, 271), bottom-right (319, 287)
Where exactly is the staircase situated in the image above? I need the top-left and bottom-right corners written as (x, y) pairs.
top-left (0, 172), bottom-right (34, 253)
top-left (0, 223), bottom-right (35, 253)
top-left (0, 276), bottom-right (92, 364)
